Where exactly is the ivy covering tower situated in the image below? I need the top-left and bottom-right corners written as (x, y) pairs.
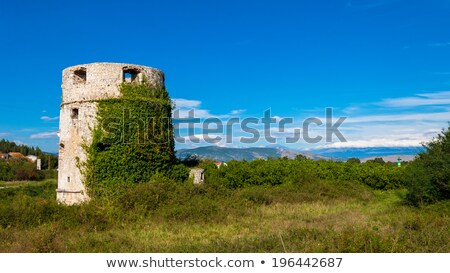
top-left (57, 63), bottom-right (175, 204)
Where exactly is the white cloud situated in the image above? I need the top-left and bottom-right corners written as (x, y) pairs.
top-left (0, 132), bottom-right (10, 137)
top-left (418, 91), bottom-right (450, 99)
top-left (320, 138), bottom-right (426, 148)
top-left (30, 132), bottom-right (58, 139)
top-left (345, 111), bottom-right (450, 123)
top-left (314, 116), bottom-right (446, 149)
top-left (173, 91), bottom-right (450, 150)
top-left (230, 109), bottom-right (246, 115)
top-left (173, 108), bottom-right (213, 119)
top-left (172, 98), bottom-right (245, 119)
top-left (298, 91), bottom-right (450, 149)
top-left (40, 116), bottom-right (59, 121)
top-left (342, 106), bottom-right (361, 114)
top-left (176, 133), bottom-right (240, 147)
top-left (379, 91), bottom-right (450, 107)
top-left (172, 98), bottom-right (217, 119)
top-left (172, 98), bottom-right (201, 109)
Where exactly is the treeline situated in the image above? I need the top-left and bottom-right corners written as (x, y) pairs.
top-left (199, 156), bottom-right (405, 190)
top-left (0, 139), bottom-right (44, 156)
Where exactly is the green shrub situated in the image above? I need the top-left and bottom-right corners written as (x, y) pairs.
top-left (119, 179), bottom-right (176, 212)
top-left (0, 194), bottom-right (60, 228)
top-left (0, 157), bottom-right (45, 181)
top-left (347, 157), bottom-right (361, 164)
top-left (42, 169), bottom-right (58, 179)
top-left (166, 164), bottom-right (190, 182)
top-left (239, 187), bottom-right (273, 205)
top-left (202, 156), bottom-right (403, 190)
top-left (405, 125), bottom-right (450, 205)
top-left (0, 160), bottom-right (14, 181)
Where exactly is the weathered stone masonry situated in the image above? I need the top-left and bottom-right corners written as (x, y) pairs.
top-left (57, 63), bottom-right (165, 205)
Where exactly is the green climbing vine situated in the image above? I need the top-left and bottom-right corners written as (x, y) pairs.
top-left (83, 79), bottom-right (187, 198)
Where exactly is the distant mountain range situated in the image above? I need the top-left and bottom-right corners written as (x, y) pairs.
top-left (176, 146), bottom-right (328, 162)
top-left (311, 146), bottom-right (423, 161)
top-left (176, 146), bottom-right (423, 162)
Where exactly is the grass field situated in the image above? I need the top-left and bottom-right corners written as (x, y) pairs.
top-left (0, 178), bottom-right (449, 252)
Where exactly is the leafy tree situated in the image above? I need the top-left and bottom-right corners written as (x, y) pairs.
top-left (347, 157), bottom-right (361, 164)
top-left (202, 155), bottom-right (404, 190)
top-left (405, 125), bottom-right (450, 205)
top-left (367, 157), bottom-right (385, 165)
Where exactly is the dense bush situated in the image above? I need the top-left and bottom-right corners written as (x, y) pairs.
top-left (166, 163), bottom-right (190, 182)
top-left (41, 169), bottom-right (58, 180)
top-left (202, 157), bottom-right (404, 190)
top-left (0, 157), bottom-right (45, 181)
top-left (405, 125), bottom-right (450, 205)
top-left (0, 160), bottom-right (14, 181)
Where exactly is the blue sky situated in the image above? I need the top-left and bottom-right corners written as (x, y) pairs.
top-left (1, 0), bottom-right (450, 153)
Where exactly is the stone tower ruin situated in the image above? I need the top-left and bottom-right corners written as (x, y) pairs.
top-left (57, 63), bottom-right (165, 205)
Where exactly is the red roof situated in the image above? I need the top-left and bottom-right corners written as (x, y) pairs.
top-left (8, 152), bottom-right (25, 157)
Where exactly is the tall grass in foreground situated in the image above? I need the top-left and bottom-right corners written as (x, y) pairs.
top-left (0, 178), bottom-right (449, 252)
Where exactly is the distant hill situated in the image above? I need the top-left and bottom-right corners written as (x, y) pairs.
top-left (176, 146), bottom-right (423, 162)
top-left (176, 146), bottom-right (328, 162)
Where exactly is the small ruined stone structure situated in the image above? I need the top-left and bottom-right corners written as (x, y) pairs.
top-left (57, 63), bottom-right (165, 205)
top-left (189, 168), bottom-right (205, 184)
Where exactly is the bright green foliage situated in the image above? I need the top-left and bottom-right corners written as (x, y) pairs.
top-left (0, 160), bottom-right (14, 181)
top-left (203, 157), bottom-right (405, 190)
top-left (366, 157), bottom-right (385, 164)
top-left (405, 125), bottom-right (450, 205)
top-left (347, 157), bottom-right (361, 164)
top-left (83, 80), bottom-right (180, 198)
